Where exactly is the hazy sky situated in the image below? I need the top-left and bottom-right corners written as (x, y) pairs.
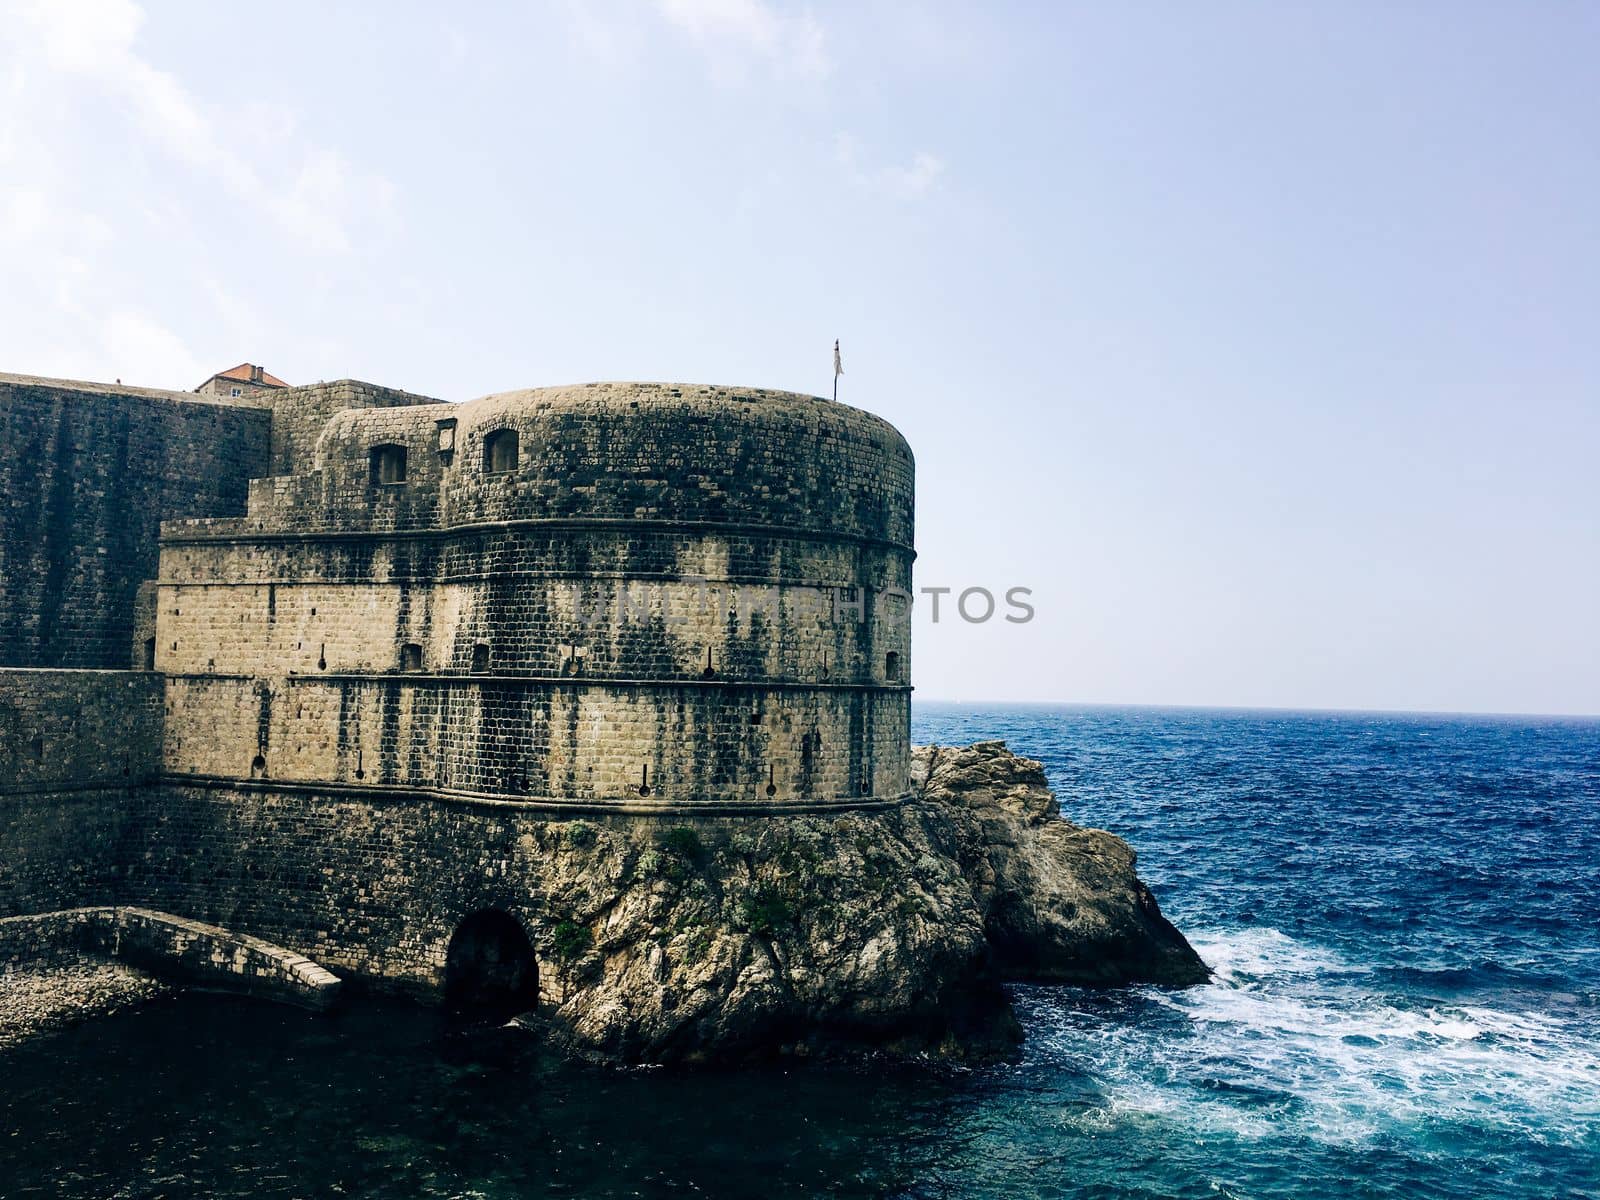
top-left (2, 1), bottom-right (1596, 714)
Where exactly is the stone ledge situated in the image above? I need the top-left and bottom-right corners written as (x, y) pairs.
top-left (0, 907), bottom-right (342, 1011)
top-left (162, 773), bottom-right (916, 816)
top-left (158, 514), bottom-right (917, 555)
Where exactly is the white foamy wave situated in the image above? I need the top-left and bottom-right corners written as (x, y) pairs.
top-left (1185, 926), bottom-right (1363, 983)
top-left (1025, 927), bottom-right (1600, 1148)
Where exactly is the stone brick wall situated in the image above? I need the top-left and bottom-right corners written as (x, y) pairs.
top-left (159, 676), bottom-right (907, 803)
top-left (0, 374), bottom-right (270, 668)
top-left (124, 782), bottom-right (865, 997)
top-left (0, 370), bottom-right (920, 998)
top-left (0, 669), bottom-right (164, 916)
top-left (155, 382), bottom-right (915, 807)
top-left (267, 379), bottom-right (442, 477)
top-left (238, 384), bottom-right (914, 541)
top-left (0, 906), bottom-right (341, 1009)
top-left (0, 668), bottom-right (164, 790)
top-left (0, 907), bottom-right (105, 971)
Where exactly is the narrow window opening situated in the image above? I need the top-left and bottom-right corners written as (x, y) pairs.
top-left (472, 643), bottom-right (491, 673)
top-left (765, 765), bottom-right (777, 798)
top-left (142, 637), bottom-right (156, 671)
top-left (484, 428), bottom-right (520, 474)
top-left (400, 643), bottom-right (424, 672)
top-left (702, 646), bottom-right (715, 679)
top-left (859, 780), bottom-right (871, 796)
top-left (355, 751), bottom-right (365, 780)
top-left (250, 754), bottom-right (267, 778)
top-left (638, 764), bottom-right (651, 797)
top-left (370, 443), bottom-right (408, 486)
top-left (885, 651), bottom-right (901, 681)
top-left (318, 644), bottom-right (327, 670)
top-left (29, 735), bottom-right (44, 762)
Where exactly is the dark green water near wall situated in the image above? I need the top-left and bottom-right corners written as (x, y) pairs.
top-left (2, 995), bottom-right (970, 1198)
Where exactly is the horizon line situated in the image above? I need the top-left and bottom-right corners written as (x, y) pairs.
top-left (910, 697), bottom-right (1600, 721)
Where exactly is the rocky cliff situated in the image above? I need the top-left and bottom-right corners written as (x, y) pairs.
top-left (531, 741), bottom-right (1207, 1063)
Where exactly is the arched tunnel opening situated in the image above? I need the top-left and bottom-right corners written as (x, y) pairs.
top-left (444, 910), bottom-right (539, 1017)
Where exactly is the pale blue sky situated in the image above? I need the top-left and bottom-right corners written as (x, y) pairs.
top-left (2, 2), bottom-right (1596, 714)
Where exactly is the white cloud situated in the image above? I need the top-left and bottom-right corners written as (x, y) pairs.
top-left (98, 311), bottom-right (206, 386)
top-left (655, 0), bottom-right (829, 81)
top-left (881, 150), bottom-right (947, 196)
top-left (7, 0), bottom-right (397, 255)
top-left (0, 0), bottom-right (401, 385)
top-left (835, 133), bottom-right (948, 198)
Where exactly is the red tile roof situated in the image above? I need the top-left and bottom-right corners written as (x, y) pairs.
top-left (204, 363), bottom-right (288, 388)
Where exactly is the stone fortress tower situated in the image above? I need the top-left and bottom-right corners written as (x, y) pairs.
top-left (159, 382), bottom-right (913, 808)
top-left (0, 366), bottom-right (915, 999)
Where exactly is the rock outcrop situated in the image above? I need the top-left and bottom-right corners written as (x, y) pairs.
top-left (532, 741), bottom-right (1206, 1063)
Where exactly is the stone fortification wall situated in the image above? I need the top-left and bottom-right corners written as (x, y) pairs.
top-left (156, 383), bottom-right (915, 807)
top-left (0, 669), bottom-right (164, 915)
top-left (0, 906), bottom-right (341, 1009)
top-left (0, 374), bottom-right (270, 668)
top-left (119, 781), bottom-right (859, 999)
top-left (266, 378), bottom-right (441, 477)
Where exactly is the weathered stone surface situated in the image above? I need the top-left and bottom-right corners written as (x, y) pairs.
top-left (0, 374), bottom-right (272, 669)
top-left (910, 742), bottom-right (1209, 987)
top-left (520, 740), bottom-right (1205, 1063)
top-left (0, 962), bottom-right (170, 1052)
top-left (0, 906), bottom-right (342, 1012)
top-left (156, 381), bottom-right (915, 807)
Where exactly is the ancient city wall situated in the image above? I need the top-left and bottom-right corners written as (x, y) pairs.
top-left (0, 371), bottom-right (921, 1005)
top-left (154, 383), bottom-right (915, 806)
top-left (0, 906), bottom-right (342, 1009)
top-left (121, 781), bottom-right (877, 999)
top-left (0, 669), bottom-right (164, 915)
top-left (266, 379), bottom-right (441, 477)
top-left (0, 374), bottom-right (271, 668)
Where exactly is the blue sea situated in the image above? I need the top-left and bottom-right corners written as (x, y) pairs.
top-left (3, 704), bottom-right (1597, 1198)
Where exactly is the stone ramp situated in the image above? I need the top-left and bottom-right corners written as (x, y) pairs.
top-left (0, 907), bottom-right (342, 1010)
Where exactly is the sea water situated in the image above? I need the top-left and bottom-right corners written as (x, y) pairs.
top-left (2, 704), bottom-right (1596, 1198)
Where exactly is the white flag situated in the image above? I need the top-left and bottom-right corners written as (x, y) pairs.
top-left (833, 339), bottom-right (843, 377)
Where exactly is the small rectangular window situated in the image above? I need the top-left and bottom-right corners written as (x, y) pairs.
top-left (371, 444), bottom-right (408, 486)
top-left (484, 428), bottom-right (520, 474)
top-left (400, 643), bottom-right (423, 671)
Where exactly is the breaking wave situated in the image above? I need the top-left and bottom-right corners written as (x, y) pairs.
top-left (1015, 926), bottom-right (1600, 1150)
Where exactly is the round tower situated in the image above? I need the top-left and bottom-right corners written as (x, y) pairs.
top-left (158, 382), bottom-right (915, 809)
